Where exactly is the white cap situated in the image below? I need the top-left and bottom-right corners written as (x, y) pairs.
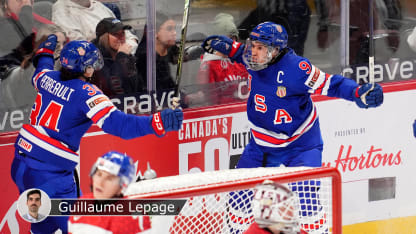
top-left (213, 13), bottom-right (239, 39)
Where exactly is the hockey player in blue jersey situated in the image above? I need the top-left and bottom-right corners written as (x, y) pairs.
top-left (10, 34), bottom-right (183, 234)
top-left (202, 21), bottom-right (383, 233)
top-left (202, 21), bottom-right (382, 169)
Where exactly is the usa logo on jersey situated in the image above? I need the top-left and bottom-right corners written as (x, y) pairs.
top-left (276, 86), bottom-right (286, 98)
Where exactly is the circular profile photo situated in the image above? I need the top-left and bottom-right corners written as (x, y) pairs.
top-left (17, 188), bottom-right (51, 223)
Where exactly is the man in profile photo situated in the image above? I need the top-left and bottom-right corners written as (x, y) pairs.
top-left (22, 189), bottom-right (46, 223)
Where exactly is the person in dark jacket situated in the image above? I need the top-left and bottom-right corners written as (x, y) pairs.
top-left (135, 11), bottom-right (177, 92)
top-left (91, 17), bottom-right (143, 97)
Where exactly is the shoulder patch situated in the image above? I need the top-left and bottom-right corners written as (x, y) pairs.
top-left (87, 96), bottom-right (110, 109)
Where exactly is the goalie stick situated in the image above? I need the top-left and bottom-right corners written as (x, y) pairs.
top-left (172, 0), bottom-right (191, 109)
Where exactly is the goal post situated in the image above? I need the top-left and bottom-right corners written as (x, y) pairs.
top-left (126, 166), bottom-right (342, 234)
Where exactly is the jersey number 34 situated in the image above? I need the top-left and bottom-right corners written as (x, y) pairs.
top-left (30, 93), bottom-right (63, 131)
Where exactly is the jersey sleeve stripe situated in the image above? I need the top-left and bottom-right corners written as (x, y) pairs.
top-left (32, 71), bottom-right (46, 91)
top-left (314, 73), bottom-right (330, 95)
top-left (321, 74), bottom-right (332, 96)
top-left (85, 95), bottom-right (115, 118)
top-left (96, 108), bottom-right (116, 128)
top-left (91, 106), bottom-right (116, 124)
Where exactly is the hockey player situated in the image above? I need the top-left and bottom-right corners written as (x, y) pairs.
top-left (202, 21), bottom-right (383, 172)
top-left (68, 151), bottom-right (151, 233)
top-left (10, 34), bottom-right (183, 233)
top-left (244, 180), bottom-right (307, 234)
top-left (202, 21), bottom-right (383, 232)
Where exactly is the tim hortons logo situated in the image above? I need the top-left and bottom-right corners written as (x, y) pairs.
top-left (322, 145), bottom-right (402, 172)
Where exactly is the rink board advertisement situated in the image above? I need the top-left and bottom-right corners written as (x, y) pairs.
top-left (1, 81), bottom-right (416, 232)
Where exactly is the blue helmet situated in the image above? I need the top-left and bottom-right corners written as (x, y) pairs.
top-left (90, 151), bottom-right (136, 193)
top-left (60, 40), bottom-right (104, 73)
top-left (243, 22), bottom-right (288, 71)
top-left (249, 22), bottom-right (288, 49)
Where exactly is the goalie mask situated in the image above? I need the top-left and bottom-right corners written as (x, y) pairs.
top-left (252, 180), bottom-right (300, 234)
top-left (60, 40), bottom-right (104, 74)
top-left (90, 151), bottom-right (136, 194)
top-left (243, 22), bottom-right (288, 71)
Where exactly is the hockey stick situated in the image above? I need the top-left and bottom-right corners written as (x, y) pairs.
top-left (172, 0), bottom-right (191, 109)
top-left (361, 0), bottom-right (375, 105)
top-left (368, 0), bottom-right (375, 87)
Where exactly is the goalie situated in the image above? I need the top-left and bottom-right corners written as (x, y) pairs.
top-left (244, 180), bottom-right (307, 234)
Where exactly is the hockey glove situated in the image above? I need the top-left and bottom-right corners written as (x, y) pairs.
top-left (353, 83), bottom-right (383, 108)
top-left (201, 35), bottom-right (244, 60)
top-left (151, 109), bottom-right (183, 137)
top-left (33, 34), bottom-right (58, 67)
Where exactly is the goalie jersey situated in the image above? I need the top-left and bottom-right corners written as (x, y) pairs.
top-left (241, 48), bottom-right (359, 148)
top-left (15, 55), bottom-right (154, 171)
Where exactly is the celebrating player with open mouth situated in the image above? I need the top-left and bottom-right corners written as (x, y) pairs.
top-left (202, 21), bottom-right (383, 232)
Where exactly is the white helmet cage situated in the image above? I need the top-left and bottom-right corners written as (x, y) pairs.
top-left (252, 180), bottom-right (301, 233)
top-left (242, 39), bottom-right (280, 71)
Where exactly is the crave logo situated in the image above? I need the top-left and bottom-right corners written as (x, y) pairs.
top-left (178, 117), bottom-right (233, 174)
top-left (322, 145), bottom-right (402, 172)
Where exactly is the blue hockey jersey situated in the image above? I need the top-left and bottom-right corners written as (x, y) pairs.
top-left (239, 49), bottom-right (359, 148)
top-left (15, 55), bottom-right (154, 171)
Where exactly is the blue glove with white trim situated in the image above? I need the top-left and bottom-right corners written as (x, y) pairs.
top-left (353, 83), bottom-right (383, 108)
top-left (202, 35), bottom-right (244, 60)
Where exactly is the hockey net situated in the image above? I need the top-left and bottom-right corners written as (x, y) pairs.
top-left (126, 166), bottom-right (342, 234)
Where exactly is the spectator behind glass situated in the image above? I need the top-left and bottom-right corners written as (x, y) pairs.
top-left (185, 13), bottom-right (250, 106)
top-left (51, 0), bottom-right (138, 53)
top-left (316, 0), bottom-right (402, 66)
top-left (0, 0), bottom-right (54, 55)
top-left (135, 11), bottom-right (178, 92)
top-left (238, 0), bottom-right (311, 56)
top-left (91, 18), bottom-right (143, 98)
top-left (0, 24), bottom-right (66, 110)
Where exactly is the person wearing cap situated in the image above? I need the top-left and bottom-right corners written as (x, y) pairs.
top-left (91, 17), bottom-right (143, 97)
top-left (135, 11), bottom-right (178, 92)
top-left (184, 13), bottom-right (250, 106)
top-left (68, 151), bottom-right (151, 233)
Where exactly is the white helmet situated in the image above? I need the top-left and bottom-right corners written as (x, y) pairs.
top-left (252, 180), bottom-right (300, 233)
